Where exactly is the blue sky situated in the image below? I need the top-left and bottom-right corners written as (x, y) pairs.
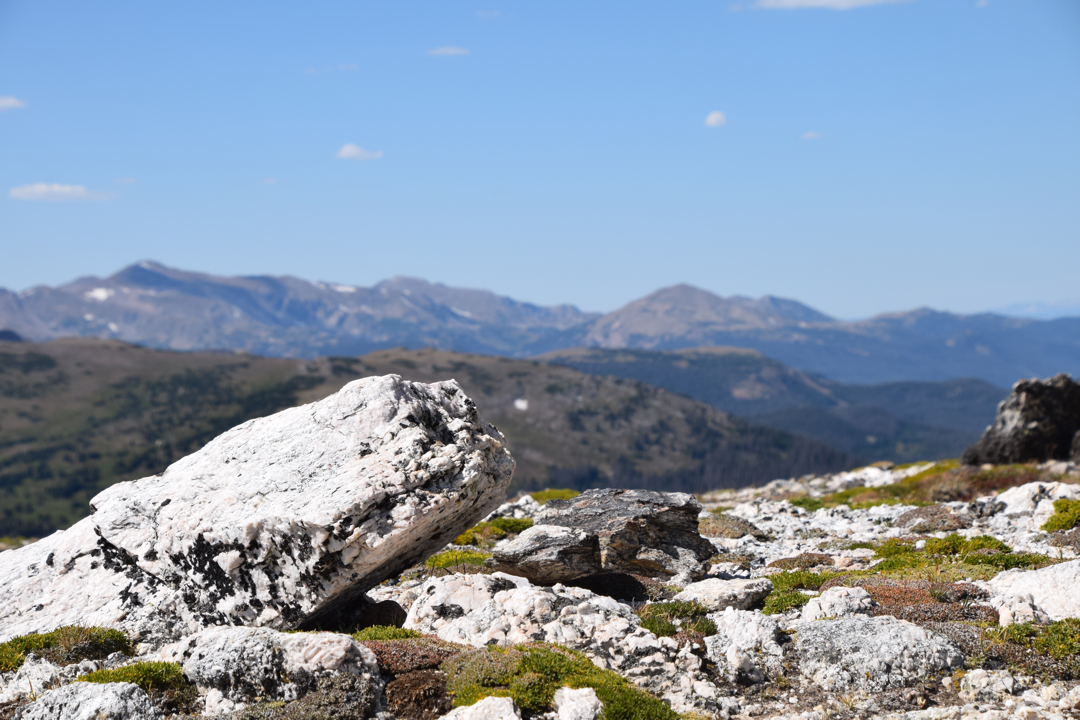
top-left (1, 0), bottom-right (1078, 319)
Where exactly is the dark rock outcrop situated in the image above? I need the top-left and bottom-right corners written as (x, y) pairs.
top-left (962, 374), bottom-right (1080, 466)
top-left (485, 489), bottom-right (717, 583)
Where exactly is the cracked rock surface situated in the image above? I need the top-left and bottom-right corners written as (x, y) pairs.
top-left (0, 375), bottom-right (513, 649)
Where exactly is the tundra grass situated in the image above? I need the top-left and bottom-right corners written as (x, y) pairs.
top-left (0, 626), bottom-right (132, 672)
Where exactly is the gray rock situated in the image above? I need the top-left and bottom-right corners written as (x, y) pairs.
top-left (796, 615), bottom-right (964, 692)
top-left (0, 376), bottom-right (513, 648)
top-left (484, 525), bottom-right (601, 584)
top-left (672, 578), bottom-right (772, 611)
top-left (14, 681), bottom-right (158, 720)
top-left (963, 373), bottom-right (1080, 465)
top-left (499, 489), bottom-right (716, 582)
top-left (163, 626), bottom-right (381, 707)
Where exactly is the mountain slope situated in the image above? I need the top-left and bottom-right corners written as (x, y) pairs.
top-left (0, 338), bottom-right (855, 536)
top-left (2, 262), bottom-right (1078, 386)
top-left (542, 346), bottom-right (1005, 462)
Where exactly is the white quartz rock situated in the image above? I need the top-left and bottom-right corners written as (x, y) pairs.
top-left (439, 696), bottom-right (522, 720)
top-left (15, 681), bottom-right (159, 720)
top-left (799, 586), bottom-right (874, 623)
top-left (165, 626), bottom-right (380, 706)
top-left (0, 655), bottom-right (63, 704)
top-left (553, 687), bottom-right (603, 720)
top-left (672, 578), bottom-right (773, 611)
top-left (704, 607), bottom-right (784, 682)
top-left (985, 559), bottom-right (1080, 621)
top-left (0, 376), bottom-right (513, 648)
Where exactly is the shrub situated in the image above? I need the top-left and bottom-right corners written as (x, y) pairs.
top-left (961, 535), bottom-right (1011, 555)
top-left (924, 534), bottom-right (966, 555)
top-left (767, 553), bottom-right (833, 571)
top-left (0, 626), bottom-right (132, 673)
top-left (441, 644), bottom-right (679, 720)
top-left (79, 661), bottom-right (185, 692)
top-left (768, 570), bottom-right (837, 594)
top-left (1043, 499), bottom-right (1080, 532)
top-left (530, 489), bottom-right (580, 505)
top-left (353, 626), bottom-right (421, 642)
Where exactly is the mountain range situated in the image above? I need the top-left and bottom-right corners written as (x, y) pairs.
top-left (2, 261), bottom-right (1078, 386)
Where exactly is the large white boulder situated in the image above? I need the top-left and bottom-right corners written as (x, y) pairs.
top-left (704, 607), bottom-right (785, 683)
top-left (439, 696), bottom-right (522, 720)
top-left (0, 376), bottom-right (513, 648)
top-left (985, 559), bottom-right (1080, 621)
top-left (799, 586), bottom-right (875, 623)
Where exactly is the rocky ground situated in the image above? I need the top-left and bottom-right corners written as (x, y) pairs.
top-left (2, 375), bottom-right (1080, 720)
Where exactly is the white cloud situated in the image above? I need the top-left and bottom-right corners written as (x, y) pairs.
top-left (705, 111), bottom-right (727, 128)
top-left (428, 46), bottom-right (470, 56)
top-left (0, 96), bottom-right (26, 112)
top-left (8, 183), bottom-right (116, 201)
top-left (802, 131), bottom-right (822, 140)
top-left (336, 144), bottom-right (384, 161)
top-left (975, 0), bottom-right (989, 7)
top-left (755, 0), bottom-right (909, 9)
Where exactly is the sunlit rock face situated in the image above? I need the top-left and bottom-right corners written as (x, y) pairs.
top-left (0, 375), bottom-right (514, 649)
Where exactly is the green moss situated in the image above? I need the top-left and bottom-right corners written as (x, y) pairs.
top-left (530, 489), bottom-right (580, 505)
top-left (0, 626), bottom-right (132, 673)
top-left (425, 549), bottom-right (490, 571)
top-left (873, 539), bottom-right (916, 558)
top-left (79, 661), bottom-right (186, 692)
top-left (442, 644), bottom-right (678, 720)
top-left (924, 534), bottom-right (966, 555)
top-left (456, 518), bottom-right (536, 547)
top-left (788, 496), bottom-right (824, 512)
top-left (1042, 499), bottom-right (1080, 532)
top-left (963, 552), bottom-right (1051, 570)
top-left (763, 591), bottom-right (811, 615)
top-left (768, 570), bottom-right (838, 594)
top-left (1032, 619), bottom-right (1080, 660)
top-left (490, 517), bottom-right (534, 534)
top-left (352, 626), bottom-right (421, 641)
top-left (962, 535), bottom-right (1012, 554)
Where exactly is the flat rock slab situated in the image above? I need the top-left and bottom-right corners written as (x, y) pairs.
top-left (487, 489), bottom-right (716, 583)
top-left (0, 375), bottom-right (513, 648)
top-left (672, 578), bottom-right (773, 611)
top-left (797, 615), bottom-right (964, 692)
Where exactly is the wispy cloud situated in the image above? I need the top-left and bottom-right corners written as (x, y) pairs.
top-left (9, 183), bottom-right (116, 201)
top-left (802, 131), bottom-right (822, 140)
top-left (0, 96), bottom-right (26, 112)
top-left (705, 111), bottom-right (727, 128)
top-left (336, 144), bottom-right (384, 161)
top-left (975, 0), bottom-right (988, 7)
top-left (755, 0), bottom-right (909, 9)
top-left (428, 46), bottom-right (470, 57)
top-left (264, 177), bottom-right (278, 185)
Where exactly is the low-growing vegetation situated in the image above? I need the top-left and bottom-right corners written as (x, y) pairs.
top-left (530, 488), bottom-right (580, 504)
top-left (454, 517), bottom-right (534, 547)
top-left (635, 601), bottom-right (716, 638)
top-left (441, 643), bottom-right (680, 720)
top-left (424, 549), bottom-right (490, 576)
top-left (353, 626), bottom-right (422, 642)
top-left (79, 661), bottom-right (197, 713)
top-left (1042, 499), bottom-right (1080, 532)
top-left (0, 626), bottom-right (132, 672)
